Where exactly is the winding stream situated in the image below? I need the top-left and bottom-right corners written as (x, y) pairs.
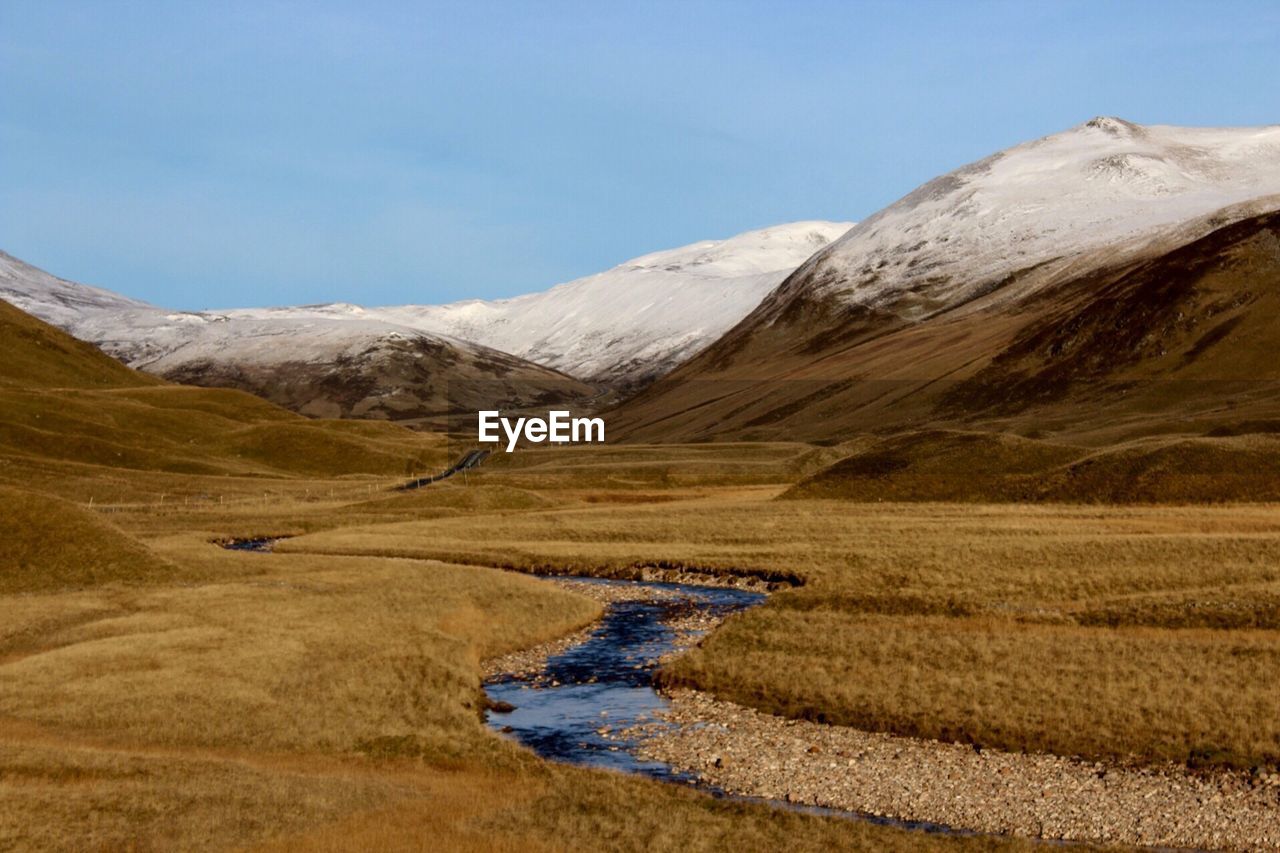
top-left (215, 541), bottom-right (1241, 846)
top-left (484, 578), bottom-right (763, 781)
top-left (217, 540), bottom-right (967, 836)
top-left (219, 537), bottom-right (282, 552)
top-left (482, 576), bottom-right (972, 837)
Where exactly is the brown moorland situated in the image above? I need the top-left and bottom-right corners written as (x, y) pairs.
top-left (0, 485), bottom-right (176, 594)
top-left (0, 302), bottom-right (1023, 851)
top-left (284, 462), bottom-right (1280, 771)
top-left (782, 429), bottom-right (1280, 503)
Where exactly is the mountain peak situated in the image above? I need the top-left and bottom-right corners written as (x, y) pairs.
top-left (1082, 115), bottom-right (1144, 137)
top-left (369, 220), bottom-right (854, 384)
top-left (787, 120), bottom-right (1280, 323)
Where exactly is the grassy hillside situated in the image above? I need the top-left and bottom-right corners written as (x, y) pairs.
top-left (0, 485), bottom-right (174, 593)
top-left (0, 298), bottom-right (156, 389)
top-left (782, 431), bottom-right (1083, 502)
top-left (783, 430), bottom-right (1280, 503)
top-left (0, 302), bottom-right (449, 482)
top-left (610, 210), bottom-right (1280, 452)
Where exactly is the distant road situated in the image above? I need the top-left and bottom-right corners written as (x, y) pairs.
top-left (397, 449), bottom-right (491, 490)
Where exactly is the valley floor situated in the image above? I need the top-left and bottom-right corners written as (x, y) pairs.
top-left (5, 441), bottom-right (1280, 849)
top-left (0, 523), bottom-right (990, 852)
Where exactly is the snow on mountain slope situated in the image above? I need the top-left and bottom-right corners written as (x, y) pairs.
top-left (0, 251), bottom-right (492, 369)
top-left (777, 118), bottom-right (1280, 322)
top-left (610, 119), bottom-right (1280, 444)
top-left (0, 251), bottom-right (149, 327)
top-left (0, 220), bottom-right (848, 419)
top-left (0, 252), bottom-right (589, 422)
top-left (230, 221), bottom-right (853, 385)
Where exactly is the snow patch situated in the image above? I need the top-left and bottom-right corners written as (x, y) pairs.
top-left (800, 119), bottom-right (1280, 320)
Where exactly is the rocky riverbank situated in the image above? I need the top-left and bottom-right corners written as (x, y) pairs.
top-left (482, 573), bottom-right (1280, 850)
top-left (623, 689), bottom-right (1280, 851)
top-left (481, 578), bottom-right (683, 679)
top-left (501, 563), bottom-right (791, 592)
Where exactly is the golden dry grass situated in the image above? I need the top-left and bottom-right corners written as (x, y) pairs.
top-left (247, 759), bottom-right (1021, 853)
top-left (0, 385), bottom-right (449, 479)
top-left (0, 300), bottom-right (1262, 846)
top-left (0, 548), bottom-right (599, 753)
top-left (668, 614), bottom-right (1280, 766)
top-left (479, 440), bottom-right (842, 490)
top-left (0, 305), bottom-right (1029, 848)
top-left (0, 306), bottom-right (450, 486)
top-left (0, 485), bottom-right (176, 593)
top-left (0, 479), bottom-right (1017, 851)
top-left (784, 429), bottom-right (1280, 503)
top-left (284, 489), bottom-right (1280, 769)
top-left (0, 298), bottom-right (157, 390)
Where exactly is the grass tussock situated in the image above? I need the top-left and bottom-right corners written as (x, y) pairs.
top-left (0, 552), bottom-right (600, 753)
top-left (663, 613), bottom-right (1280, 768)
top-left (0, 485), bottom-right (175, 593)
top-left (244, 757), bottom-right (1024, 853)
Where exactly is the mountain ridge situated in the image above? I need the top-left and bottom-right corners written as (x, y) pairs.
top-left (611, 119), bottom-right (1280, 446)
top-left (1, 221), bottom-right (851, 421)
top-left (223, 220), bottom-right (853, 386)
top-left (0, 252), bottom-right (591, 425)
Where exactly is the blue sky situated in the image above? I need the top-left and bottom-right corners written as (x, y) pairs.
top-left (2, 1), bottom-right (1278, 309)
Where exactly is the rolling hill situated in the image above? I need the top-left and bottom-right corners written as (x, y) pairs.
top-left (0, 298), bottom-right (449, 482)
top-left (0, 251), bottom-right (592, 425)
top-left (0, 484), bottom-right (177, 592)
top-left (0, 298), bottom-right (464, 593)
top-left (0, 297), bottom-right (157, 390)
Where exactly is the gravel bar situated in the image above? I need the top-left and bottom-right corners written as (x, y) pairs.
top-left (625, 689), bottom-right (1280, 851)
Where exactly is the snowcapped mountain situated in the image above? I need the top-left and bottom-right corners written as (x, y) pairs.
top-left (402, 220), bottom-right (853, 383)
top-left (774, 118), bottom-right (1280, 324)
top-left (0, 251), bottom-right (150, 327)
top-left (3, 220), bottom-right (852, 413)
top-left (0, 251), bottom-right (590, 423)
top-left (613, 118), bottom-right (1280, 443)
top-left (228, 221), bottom-right (852, 386)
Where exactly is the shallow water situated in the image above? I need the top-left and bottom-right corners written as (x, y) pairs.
top-left (212, 547), bottom-right (985, 837)
top-left (220, 537), bottom-right (282, 552)
top-left (209, 542), bottom-right (1094, 841)
top-left (484, 578), bottom-right (763, 781)
top-left (484, 576), bottom-right (986, 839)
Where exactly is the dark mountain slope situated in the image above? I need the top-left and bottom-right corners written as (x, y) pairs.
top-left (612, 208), bottom-right (1280, 447)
